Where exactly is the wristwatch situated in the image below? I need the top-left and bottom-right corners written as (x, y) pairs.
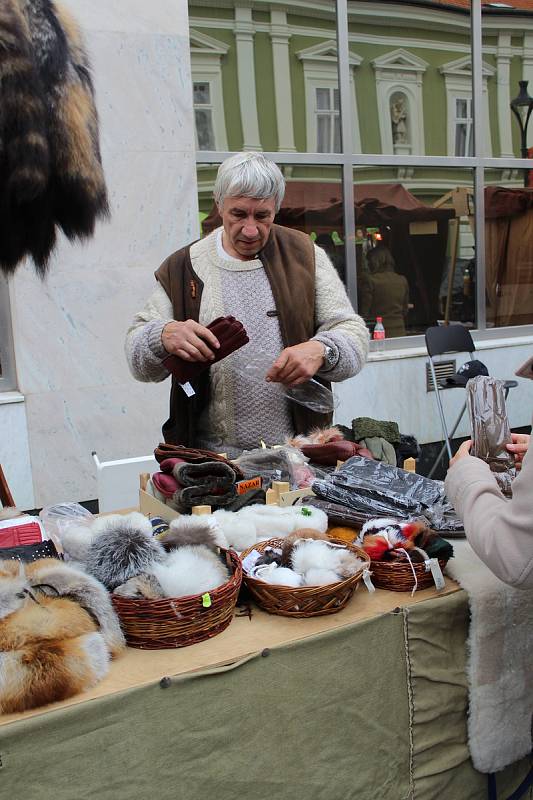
top-left (322, 343), bottom-right (338, 371)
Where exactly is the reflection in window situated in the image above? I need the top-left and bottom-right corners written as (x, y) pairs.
top-left (316, 88), bottom-right (341, 153)
top-left (198, 167), bottom-right (346, 280)
top-left (194, 81), bottom-right (216, 151)
top-left (454, 97), bottom-right (474, 157)
top-left (485, 183), bottom-right (533, 328)
top-left (390, 92), bottom-right (410, 152)
top-left (352, 173), bottom-right (475, 337)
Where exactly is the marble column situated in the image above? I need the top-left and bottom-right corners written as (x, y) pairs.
top-left (7, 0), bottom-right (199, 506)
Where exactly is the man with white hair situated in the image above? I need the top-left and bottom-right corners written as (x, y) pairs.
top-left (125, 152), bottom-right (369, 455)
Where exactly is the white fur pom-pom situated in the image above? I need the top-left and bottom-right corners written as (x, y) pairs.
top-left (254, 564), bottom-right (302, 587)
top-left (290, 540), bottom-right (338, 574)
top-left (304, 568), bottom-right (341, 586)
top-left (150, 546), bottom-right (229, 598)
top-left (58, 523), bottom-right (97, 563)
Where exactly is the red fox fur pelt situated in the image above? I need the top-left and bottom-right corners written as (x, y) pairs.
top-left (0, 560), bottom-right (111, 713)
top-left (0, 0), bottom-right (109, 276)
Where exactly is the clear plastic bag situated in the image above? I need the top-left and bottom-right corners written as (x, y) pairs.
top-left (238, 350), bottom-right (337, 414)
top-left (234, 446), bottom-right (317, 489)
top-left (466, 375), bottom-right (515, 496)
top-left (39, 502), bottom-right (93, 540)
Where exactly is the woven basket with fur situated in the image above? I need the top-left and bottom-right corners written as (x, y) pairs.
top-left (370, 557), bottom-right (448, 592)
top-left (240, 538), bottom-right (370, 618)
top-left (111, 550), bottom-right (242, 649)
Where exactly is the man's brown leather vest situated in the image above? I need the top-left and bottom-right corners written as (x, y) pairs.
top-left (155, 224), bottom-right (333, 446)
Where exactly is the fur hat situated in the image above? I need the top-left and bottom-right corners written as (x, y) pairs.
top-left (85, 513), bottom-right (165, 590)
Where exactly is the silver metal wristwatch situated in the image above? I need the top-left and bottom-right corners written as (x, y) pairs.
top-left (322, 344), bottom-right (338, 370)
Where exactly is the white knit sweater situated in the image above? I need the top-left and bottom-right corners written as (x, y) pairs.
top-left (125, 228), bottom-right (369, 454)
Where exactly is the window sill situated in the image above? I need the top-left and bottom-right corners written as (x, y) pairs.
top-left (0, 391), bottom-right (24, 406)
top-left (367, 331), bottom-right (533, 363)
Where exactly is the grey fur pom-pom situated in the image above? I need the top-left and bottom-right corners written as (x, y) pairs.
top-left (158, 515), bottom-right (227, 553)
top-left (85, 513), bottom-right (165, 590)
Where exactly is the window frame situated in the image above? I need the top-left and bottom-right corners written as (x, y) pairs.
top-left (192, 0), bottom-right (533, 350)
top-left (189, 29), bottom-right (229, 152)
top-left (193, 80), bottom-right (217, 151)
top-left (297, 40), bottom-right (362, 153)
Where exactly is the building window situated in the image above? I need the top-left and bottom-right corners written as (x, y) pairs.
top-left (316, 87), bottom-right (341, 153)
top-left (454, 97), bottom-right (474, 157)
top-left (297, 40), bottom-right (362, 153)
top-left (440, 57), bottom-right (494, 157)
top-left (194, 82), bottom-right (216, 151)
top-left (189, 29), bottom-right (229, 152)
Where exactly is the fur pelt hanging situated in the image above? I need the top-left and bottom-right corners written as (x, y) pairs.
top-left (0, 0), bottom-right (109, 276)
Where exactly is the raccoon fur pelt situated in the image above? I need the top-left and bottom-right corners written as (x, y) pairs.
top-left (0, 0), bottom-right (109, 276)
top-left (0, 560), bottom-right (111, 713)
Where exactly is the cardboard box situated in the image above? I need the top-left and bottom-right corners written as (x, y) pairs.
top-left (138, 474), bottom-right (315, 516)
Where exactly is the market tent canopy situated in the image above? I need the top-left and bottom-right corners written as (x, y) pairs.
top-left (202, 182), bottom-right (454, 235)
top-left (484, 186), bottom-right (533, 326)
top-left (484, 185), bottom-right (533, 219)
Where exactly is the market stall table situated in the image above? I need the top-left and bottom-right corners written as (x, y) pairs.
top-left (0, 572), bottom-right (530, 800)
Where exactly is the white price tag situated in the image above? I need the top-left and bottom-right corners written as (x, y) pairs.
top-left (425, 558), bottom-right (445, 591)
top-left (241, 549), bottom-right (261, 574)
top-left (179, 382), bottom-right (195, 397)
top-left (362, 568), bottom-right (376, 593)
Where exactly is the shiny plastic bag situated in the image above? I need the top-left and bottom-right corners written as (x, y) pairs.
top-left (238, 350), bottom-right (337, 414)
top-left (312, 456), bottom-right (443, 520)
top-left (466, 375), bottom-right (515, 496)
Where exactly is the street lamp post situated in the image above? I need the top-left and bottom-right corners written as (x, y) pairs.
top-left (510, 79), bottom-right (533, 187)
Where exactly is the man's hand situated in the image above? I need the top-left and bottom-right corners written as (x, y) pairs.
top-left (266, 341), bottom-right (324, 386)
top-left (161, 320), bottom-right (220, 362)
top-left (506, 432), bottom-right (530, 471)
top-left (449, 439), bottom-right (472, 468)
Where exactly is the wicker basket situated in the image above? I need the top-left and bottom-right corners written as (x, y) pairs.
top-left (111, 549), bottom-right (242, 649)
top-left (240, 537), bottom-right (371, 618)
top-left (370, 558), bottom-right (448, 592)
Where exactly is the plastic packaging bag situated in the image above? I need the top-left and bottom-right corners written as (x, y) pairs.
top-left (312, 456), bottom-right (443, 520)
top-left (234, 446), bottom-right (316, 489)
top-left (466, 375), bottom-right (515, 496)
top-left (238, 350), bottom-right (337, 414)
top-left (39, 502), bottom-right (93, 541)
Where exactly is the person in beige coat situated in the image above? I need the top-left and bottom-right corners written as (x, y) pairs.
top-left (444, 430), bottom-right (532, 588)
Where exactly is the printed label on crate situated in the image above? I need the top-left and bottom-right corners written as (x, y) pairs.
top-left (236, 476), bottom-right (262, 495)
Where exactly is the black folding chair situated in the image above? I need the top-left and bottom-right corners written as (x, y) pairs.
top-left (425, 325), bottom-right (518, 478)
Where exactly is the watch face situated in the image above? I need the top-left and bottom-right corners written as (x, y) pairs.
top-left (324, 346), bottom-right (336, 366)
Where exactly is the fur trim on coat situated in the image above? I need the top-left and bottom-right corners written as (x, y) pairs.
top-left (0, 0), bottom-right (108, 275)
